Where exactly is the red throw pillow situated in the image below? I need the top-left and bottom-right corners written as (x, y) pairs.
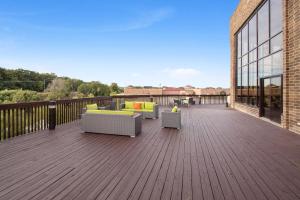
top-left (133, 103), bottom-right (142, 110)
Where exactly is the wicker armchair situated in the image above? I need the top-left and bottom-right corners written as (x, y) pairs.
top-left (161, 110), bottom-right (181, 129)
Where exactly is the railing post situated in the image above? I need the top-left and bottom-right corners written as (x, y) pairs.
top-left (226, 96), bottom-right (229, 107)
top-left (49, 101), bottom-right (56, 130)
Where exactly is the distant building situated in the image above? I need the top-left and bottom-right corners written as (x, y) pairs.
top-left (123, 86), bottom-right (229, 96)
top-left (123, 87), bottom-right (162, 95)
top-left (200, 87), bottom-right (229, 95)
top-left (162, 87), bottom-right (181, 95)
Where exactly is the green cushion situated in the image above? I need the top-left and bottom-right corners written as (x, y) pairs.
top-left (141, 109), bottom-right (153, 113)
top-left (144, 102), bottom-right (155, 110)
top-left (122, 109), bottom-right (137, 112)
top-left (122, 108), bottom-right (153, 113)
top-left (86, 104), bottom-right (98, 110)
top-left (172, 106), bottom-right (178, 112)
top-left (86, 110), bottom-right (134, 116)
top-left (125, 101), bottom-right (134, 109)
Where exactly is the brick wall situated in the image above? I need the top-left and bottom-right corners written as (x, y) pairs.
top-left (283, 0), bottom-right (300, 133)
top-left (230, 0), bottom-right (300, 134)
top-left (124, 88), bottom-right (163, 95)
top-left (234, 103), bottom-right (260, 118)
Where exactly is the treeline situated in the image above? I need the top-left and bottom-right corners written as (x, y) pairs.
top-left (0, 67), bottom-right (57, 91)
top-left (0, 67), bottom-right (123, 103)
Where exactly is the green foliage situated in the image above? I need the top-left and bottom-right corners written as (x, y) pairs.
top-left (0, 67), bottom-right (56, 91)
top-left (0, 90), bottom-right (42, 103)
top-left (12, 90), bottom-right (41, 103)
top-left (64, 78), bottom-right (84, 92)
top-left (0, 90), bottom-right (15, 103)
top-left (77, 81), bottom-right (110, 97)
top-left (110, 82), bottom-right (123, 94)
top-left (0, 67), bottom-right (124, 102)
top-left (45, 78), bottom-right (71, 100)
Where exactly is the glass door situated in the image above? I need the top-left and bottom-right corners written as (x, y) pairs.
top-left (261, 76), bottom-right (282, 123)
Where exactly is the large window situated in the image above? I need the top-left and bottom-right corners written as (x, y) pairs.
top-left (235, 0), bottom-right (283, 106)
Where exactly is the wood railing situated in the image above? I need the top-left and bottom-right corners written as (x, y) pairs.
top-left (0, 94), bottom-right (228, 141)
top-left (111, 94), bottom-right (229, 107)
top-left (0, 97), bottom-right (112, 141)
top-left (199, 95), bottom-right (229, 105)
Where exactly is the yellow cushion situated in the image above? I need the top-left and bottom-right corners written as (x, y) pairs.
top-left (125, 101), bottom-right (134, 109)
top-left (86, 104), bottom-right (98, 110)
top-left (86, 110), bottom-right (134, 116)
top-left (172, 106), bottom-right (178, 112)
top-left (145, 102), bottom-right (155, 110)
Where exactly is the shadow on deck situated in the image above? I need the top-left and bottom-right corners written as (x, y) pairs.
top-left (0, 105), bottom-right (299, 200)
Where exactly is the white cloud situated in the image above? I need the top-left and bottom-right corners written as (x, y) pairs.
top-left (0, 7), bottom-right (174, 33)
top-left (124, 7), bottom-right (174, 31)
top-left (163, 68), bottom-right (201, 79)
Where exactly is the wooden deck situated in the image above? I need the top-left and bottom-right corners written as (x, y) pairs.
top-left (0, 105), bottom-right (299, 200)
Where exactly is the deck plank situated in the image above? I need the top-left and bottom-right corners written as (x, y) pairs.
top-left (0, 105), bottom-right (299, 200)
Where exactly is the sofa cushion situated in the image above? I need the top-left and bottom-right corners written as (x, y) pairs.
top-left (133, 103), bottom-right (142, 110)
top-left (86, 110), bottom-right (134, 116)
top-left (141, 109), bottom-right (153, 113)
top-left (135, 102), bottom-right (145, 109)
top-left (145, 102), bottom-right (155, 110)
top-left (121, 109), bottom-right (136, 112)
top-left (86, 104), bottom-right (98, 110)
top-left (125, 101), bottom-right (134, 109)
top-left (172, 106), bottom-right (178, 112)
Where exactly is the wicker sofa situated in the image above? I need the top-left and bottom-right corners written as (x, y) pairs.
top-left (161, 110), bottom-right (181, 129)
top-left (80, 110), bottom-right (142, 138)
top-left (120, 101), bottom-right (159, 119)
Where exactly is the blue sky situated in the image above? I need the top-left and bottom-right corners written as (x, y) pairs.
top-left (0, 0), bottom-right (239, 88)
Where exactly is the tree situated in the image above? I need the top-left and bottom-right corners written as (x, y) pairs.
top-left (12, 90), bottom-right (41, 103)
top-left (0, 90), bottom-right (41, 103)
top-left (64, 78), bottom-right (84, 92)
top-left (110, 82), bottom-right (123, 94)
top-left (77, 81), bottom-right (110, 97)
top-left (45, 78), bottom-right (70, 100)
top-left (0, 67), bottom-right (56, 91)
top-left (77, 83), bottom-right (91, 96)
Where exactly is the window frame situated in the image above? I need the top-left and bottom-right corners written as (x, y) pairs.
top-left (234, 0), bottom-right (283, 106)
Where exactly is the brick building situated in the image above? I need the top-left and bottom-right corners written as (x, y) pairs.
top-left (230, 0), bottom-right (300, 134)
top-left (123, 87), bottom-right (162, 95)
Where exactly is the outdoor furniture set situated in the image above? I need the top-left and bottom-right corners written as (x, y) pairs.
top-left (80, 101), bottom-right (182, 138)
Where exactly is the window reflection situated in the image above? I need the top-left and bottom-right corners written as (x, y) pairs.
top-left (249, 49), bottom-right (257, 63)
top-left (249, 62), bottom-right (257, 106)
top-left (235, 0), bottom-right (283, 106)
top-left (242, 65), bottom-right (248, 103)
top-left (270, 0), bottom-right (283, 36)
top-left (271, 33), bottom-right (282, 53)
top-left (249, 15), bottom-right (257, 50)
top-left (258, 42), bottom-right (269, 59)
top-left (242, 25), bottom-right (248, 55)
top-left (237, 33), bottom-right (242, 58)
top-left (258, 2), bottom-right (269, 45)
top-left (242, 54), bottom-right (248, 66)
top-left (272, 51), bottom-right (283, 75)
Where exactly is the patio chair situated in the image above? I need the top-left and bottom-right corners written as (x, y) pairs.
top-left (161, 110), bottom-right (181, 129)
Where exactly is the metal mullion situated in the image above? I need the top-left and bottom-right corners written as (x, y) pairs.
top-left (247, 21), bottom-right (250, 105)
top-left (270, 31), bottom-right (283, 40)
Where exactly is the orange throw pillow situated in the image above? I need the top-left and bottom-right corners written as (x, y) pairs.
top-left (133, 103), bottom-right (142, 110)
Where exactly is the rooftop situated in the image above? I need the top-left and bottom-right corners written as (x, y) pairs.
top-left (0, 105), bottom-right (299, 200)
